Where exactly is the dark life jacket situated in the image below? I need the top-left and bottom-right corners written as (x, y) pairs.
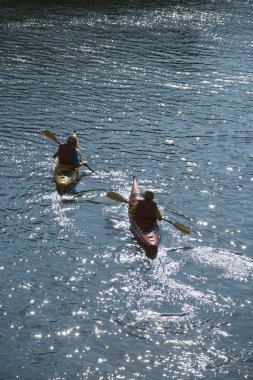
top-left (58, 144), bottom-right (75, 164)
top-left (134, 199), bottom-right (157, 221)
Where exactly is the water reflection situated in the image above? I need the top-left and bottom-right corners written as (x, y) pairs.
top-left (0, 0), bottom-right (252, 378)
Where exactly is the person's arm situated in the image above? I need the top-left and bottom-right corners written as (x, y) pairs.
top-left (155, 206), bottom-right (163, 221)
top-left (129, 203), bottom-right (138, 215)
top-left (72, 148), bottom-right (81, 165)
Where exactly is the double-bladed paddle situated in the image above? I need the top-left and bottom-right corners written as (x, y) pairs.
top-left (42, 129), bottom-right (95, 173)
top-left (106, 191), bottom-right (191, 235)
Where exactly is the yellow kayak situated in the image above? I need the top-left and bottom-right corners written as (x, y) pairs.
top-left (54, 162), bottom-right (80, 194)
top-left (54, 133), bottom-right (81, 194)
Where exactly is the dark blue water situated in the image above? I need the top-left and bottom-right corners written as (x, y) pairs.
top-left (0, 1), bottom-right (252, 379)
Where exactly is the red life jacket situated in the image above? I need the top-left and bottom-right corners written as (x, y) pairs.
top-left (58, 144), bottom-right (75, 164)
top-left (134, 200), bottom-right (157, 221)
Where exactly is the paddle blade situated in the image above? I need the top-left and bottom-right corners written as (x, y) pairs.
top-left (163, 218), bottom-right (191, 234)
top-left (42, 129), bottom-right (59, 143)
top-left (106, 191), bottom-right (126, 203)
top-left (173, 222), bottom-right (191, 235)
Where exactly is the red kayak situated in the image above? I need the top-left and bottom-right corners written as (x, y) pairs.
top-left (128, 177), bottom-right (161, 255)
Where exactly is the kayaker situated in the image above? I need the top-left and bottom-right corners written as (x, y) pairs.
top-left (53, 134), bottom-right (83, 167)
top-left (130, 190), bottom-right (162, 222)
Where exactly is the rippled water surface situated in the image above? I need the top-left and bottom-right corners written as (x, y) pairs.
top-left (0, 1), bottom-right (252, 379)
